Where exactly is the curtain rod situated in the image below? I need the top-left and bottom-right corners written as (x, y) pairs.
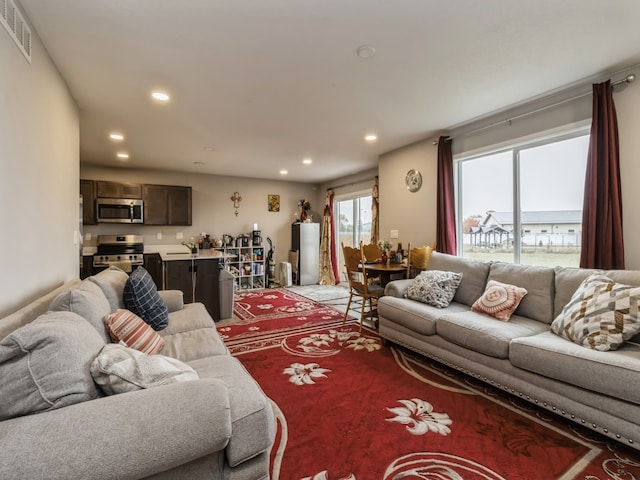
top-left (327, 176), bottom-right (377, 191)
top-left (441, 73), bottom-right (636, 142)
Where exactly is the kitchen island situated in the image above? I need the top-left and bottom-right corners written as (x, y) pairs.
top-left (155, 248), bottom-right (235, 321)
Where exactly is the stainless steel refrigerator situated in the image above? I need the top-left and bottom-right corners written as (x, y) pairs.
top-left (291, 223), bottom-right (320, 285)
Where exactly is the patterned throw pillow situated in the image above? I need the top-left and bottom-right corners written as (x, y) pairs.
top-left (103, 309), bottom-right (165, 355)
top-left (472, 280), bottom-right (528, 321)
top-left (91, 344), bottom-right (198, 395)
top-left (123, 267), bottom-right (169, 330)
top-left (404, 270), bottom-right (463, 308)
top-left (551, 273), bottom-right (640, 351)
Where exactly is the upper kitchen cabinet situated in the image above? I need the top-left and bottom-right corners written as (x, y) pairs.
top-left (96, 181), bottom-right (142, 199)
top-left (143, 184), bottom-right (192, 226)
top-left (80, 179), bottom-right (96, 225)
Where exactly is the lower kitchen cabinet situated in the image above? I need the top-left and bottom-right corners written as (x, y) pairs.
top-left (163, 258), bottom-right (221, 319)
top-left (143, 253), bottom-right (163, 289)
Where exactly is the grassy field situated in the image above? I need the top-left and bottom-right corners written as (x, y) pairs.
top-left (462, 247), bottom-right (580, 268)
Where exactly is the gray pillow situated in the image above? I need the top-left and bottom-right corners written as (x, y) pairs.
top-left (49, 279), bottom-right (112, 343)
top-left (88, 266), bottom-right (129, 312)
top-left (404, 270), bottom-right (463, 308)
top-left (0, 311), bottom-right (105, 421)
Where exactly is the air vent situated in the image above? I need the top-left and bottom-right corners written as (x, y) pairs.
top-left (1, 0), bottom-right (32, 63)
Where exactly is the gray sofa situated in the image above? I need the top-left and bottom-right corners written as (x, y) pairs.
top-left (0, 267), bottom-right (275, 480)
top-left (378, 252), bottom-right (640, 451)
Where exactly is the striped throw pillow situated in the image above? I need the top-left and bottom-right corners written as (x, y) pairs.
top-left (103, 309), bottom-right (165, 355)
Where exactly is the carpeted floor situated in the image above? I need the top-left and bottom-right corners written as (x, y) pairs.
top-left (226, 319), bottom-right (640, 479)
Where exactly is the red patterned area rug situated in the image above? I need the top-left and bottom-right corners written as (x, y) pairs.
top-left (218, 288), bottom-right (351, 342)
top-left (227, 321), bottom-right (640, 480)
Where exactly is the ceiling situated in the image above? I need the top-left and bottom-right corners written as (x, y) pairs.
top-left (19, 0), bottom-right (640, 184)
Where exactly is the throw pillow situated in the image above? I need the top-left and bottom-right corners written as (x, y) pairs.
top-left (49, 279), bottom-right (112, 343)
top-left (123, 267), bottom-right (169, 330)
top-left (472, 280), bottom-right (528, 321)
top-left (91, 344), bottom-right (199, 395)
top-left (88, 266), bottom-right (130, 312)
top-left (103, 309), bottom-right (165, 355)
top-left (404, 270), bottom-right (463, 308)
top-left (0, 311), bottom-right (105, 421)
top-left (551, 273), bottom-right (640, 351)
top-left (410, 245), bottom-right (435, 270)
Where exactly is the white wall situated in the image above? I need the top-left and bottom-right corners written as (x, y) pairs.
top-left (378, 140), bottom-right (438, 249)
top-left (0, 20), bottom-right (79, 317)
top-left (80, 165), bottom-right (321, 266)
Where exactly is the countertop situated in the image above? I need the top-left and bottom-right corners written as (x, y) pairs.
top-left (83, 244), bottom-right (235, 261)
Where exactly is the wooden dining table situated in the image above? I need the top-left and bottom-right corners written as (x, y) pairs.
top-left (362, 262), bottom-right (406, 287)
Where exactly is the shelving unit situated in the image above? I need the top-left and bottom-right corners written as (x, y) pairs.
top-left (215, 245), bottom-right (265, 290)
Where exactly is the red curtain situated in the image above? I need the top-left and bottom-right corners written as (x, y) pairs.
top-left (436, 136), bottom-right (456, 255)
top-left (580, 80), bottom-right (625, 269)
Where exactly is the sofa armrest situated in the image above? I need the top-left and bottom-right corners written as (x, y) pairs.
top-left (384, 279), bottom-right (413, 298)
top-left (158, 289), bottom-right (184, 312)
top-left (0, 379), bottom-right (231, 480)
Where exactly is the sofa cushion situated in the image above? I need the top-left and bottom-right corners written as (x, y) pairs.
top-left (89, 266), bottom-right (129, 312)
top-left (427, 252), bottom-right (490, 307)
top-left (188, 354), bottom-right (275, 467)
top-left (378, 296), bottom-right (468, 336)
top-left (471, 280), bottom-right (527, 321)
top-left (103, 309), bottom-right (165, 355)
top-left (551, 273), bottom-right (640, 351)
top-left (487, 261), bottom-right (554, 323)
top-left (123, 267), bottom-right (169, 330)
top-left (510, 331), bottom-right (640, 406)
top-left (160, 304), bottom-right (229, 361)
top-left (0, 311), bottom-right (105, 421)
top-left (48, 279), bottom-right (112, 343)
top-left (91, 344), bottom-right (199, 395)
top-left (405, 270), bottom-right (462, 308)
top-left (436, 310), bottom-right (549, 359)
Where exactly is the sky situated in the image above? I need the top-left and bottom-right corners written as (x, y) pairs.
top-left (460, 135), bottom-right (589, 219)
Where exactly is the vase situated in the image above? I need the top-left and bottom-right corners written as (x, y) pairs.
top-left (381, 252), bottom-right (388, 264)
top-left (300, 209), bottom-right (307, 222)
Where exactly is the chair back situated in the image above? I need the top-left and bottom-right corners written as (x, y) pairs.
top-left (342, 243), bottom-right (367, 292)
top-left (361, 242), bottom-right (382, 262)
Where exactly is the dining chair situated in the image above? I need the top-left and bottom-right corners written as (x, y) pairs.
top-left (405, 242), bottom-right (435, 279)
top-left (360, 241), bottom-right (383, 262)
top-left (342, 242), bottom-right (384, 332)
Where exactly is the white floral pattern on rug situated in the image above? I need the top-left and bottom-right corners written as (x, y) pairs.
top-left (386, 398), bottom-right (452, 436)
top-left (279, 301), bottom-right (315, 313)
top-left (291, 329), bottom-right (382, 356)
top-left (301, 471), bottom-right (356, 480)
top-left (283, 362), bottom-right (331, 385)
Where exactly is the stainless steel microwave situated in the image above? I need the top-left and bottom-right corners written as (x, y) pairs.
top-left (96, 198), bottom-right (144, 223)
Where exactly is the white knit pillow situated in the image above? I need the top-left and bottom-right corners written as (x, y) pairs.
top-left (90, 344), bottom-right (199, 395)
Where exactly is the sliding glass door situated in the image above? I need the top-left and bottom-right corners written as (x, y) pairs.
top-left (335, 192), bottom-right (373, 281)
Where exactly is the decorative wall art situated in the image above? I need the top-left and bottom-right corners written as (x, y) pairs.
top-left (268, 194), bottom-right (280, 212)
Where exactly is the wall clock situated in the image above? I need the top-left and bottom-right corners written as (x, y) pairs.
top-left (405, 169), bottom-right (422, 192)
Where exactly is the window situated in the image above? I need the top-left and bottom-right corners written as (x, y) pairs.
top-left (335, 192), bottom-right (373, 280)
top-left (457, 132), bottom-right (589, 267)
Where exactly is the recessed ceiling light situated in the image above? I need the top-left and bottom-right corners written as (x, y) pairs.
top-left (356, 45), bottom-right (376, 59)
top-left (151, 91), bottom-right (170, 102)
top-left (116, 152), bottom-right (129, 160)
top-left (365, 134), bottom-right (377, 142)
top-left (303, 158), bottom-right (312, 165)
top-left (202, 146), bottom-right (215, 151)
top-left (109, 133), bottom-right (124, 141)
top-left (280, 169), bottom-right (288, 175)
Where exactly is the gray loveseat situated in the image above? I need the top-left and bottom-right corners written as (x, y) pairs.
top-left (378, 252), bottom-right (640, 450)
top-left (0, 267), bottom-right (275, 480)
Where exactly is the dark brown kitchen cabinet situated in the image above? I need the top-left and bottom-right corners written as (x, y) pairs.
top-left (143, 184), bottom-right (192, 226)
top-left (143, 253), bottom-right (163, 289)
top-left (163, 259), bottom-right (218, 318)
top-left (80, 179), bottom-right (96, 225)
top-left (96, 181), bottom-right (142, 199)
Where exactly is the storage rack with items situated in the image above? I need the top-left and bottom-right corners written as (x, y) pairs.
top-left (215, 245), bottom-right (265, 290)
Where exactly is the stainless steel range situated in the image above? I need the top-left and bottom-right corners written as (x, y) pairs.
top-left (93, 235), bottom-right (144, 267)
